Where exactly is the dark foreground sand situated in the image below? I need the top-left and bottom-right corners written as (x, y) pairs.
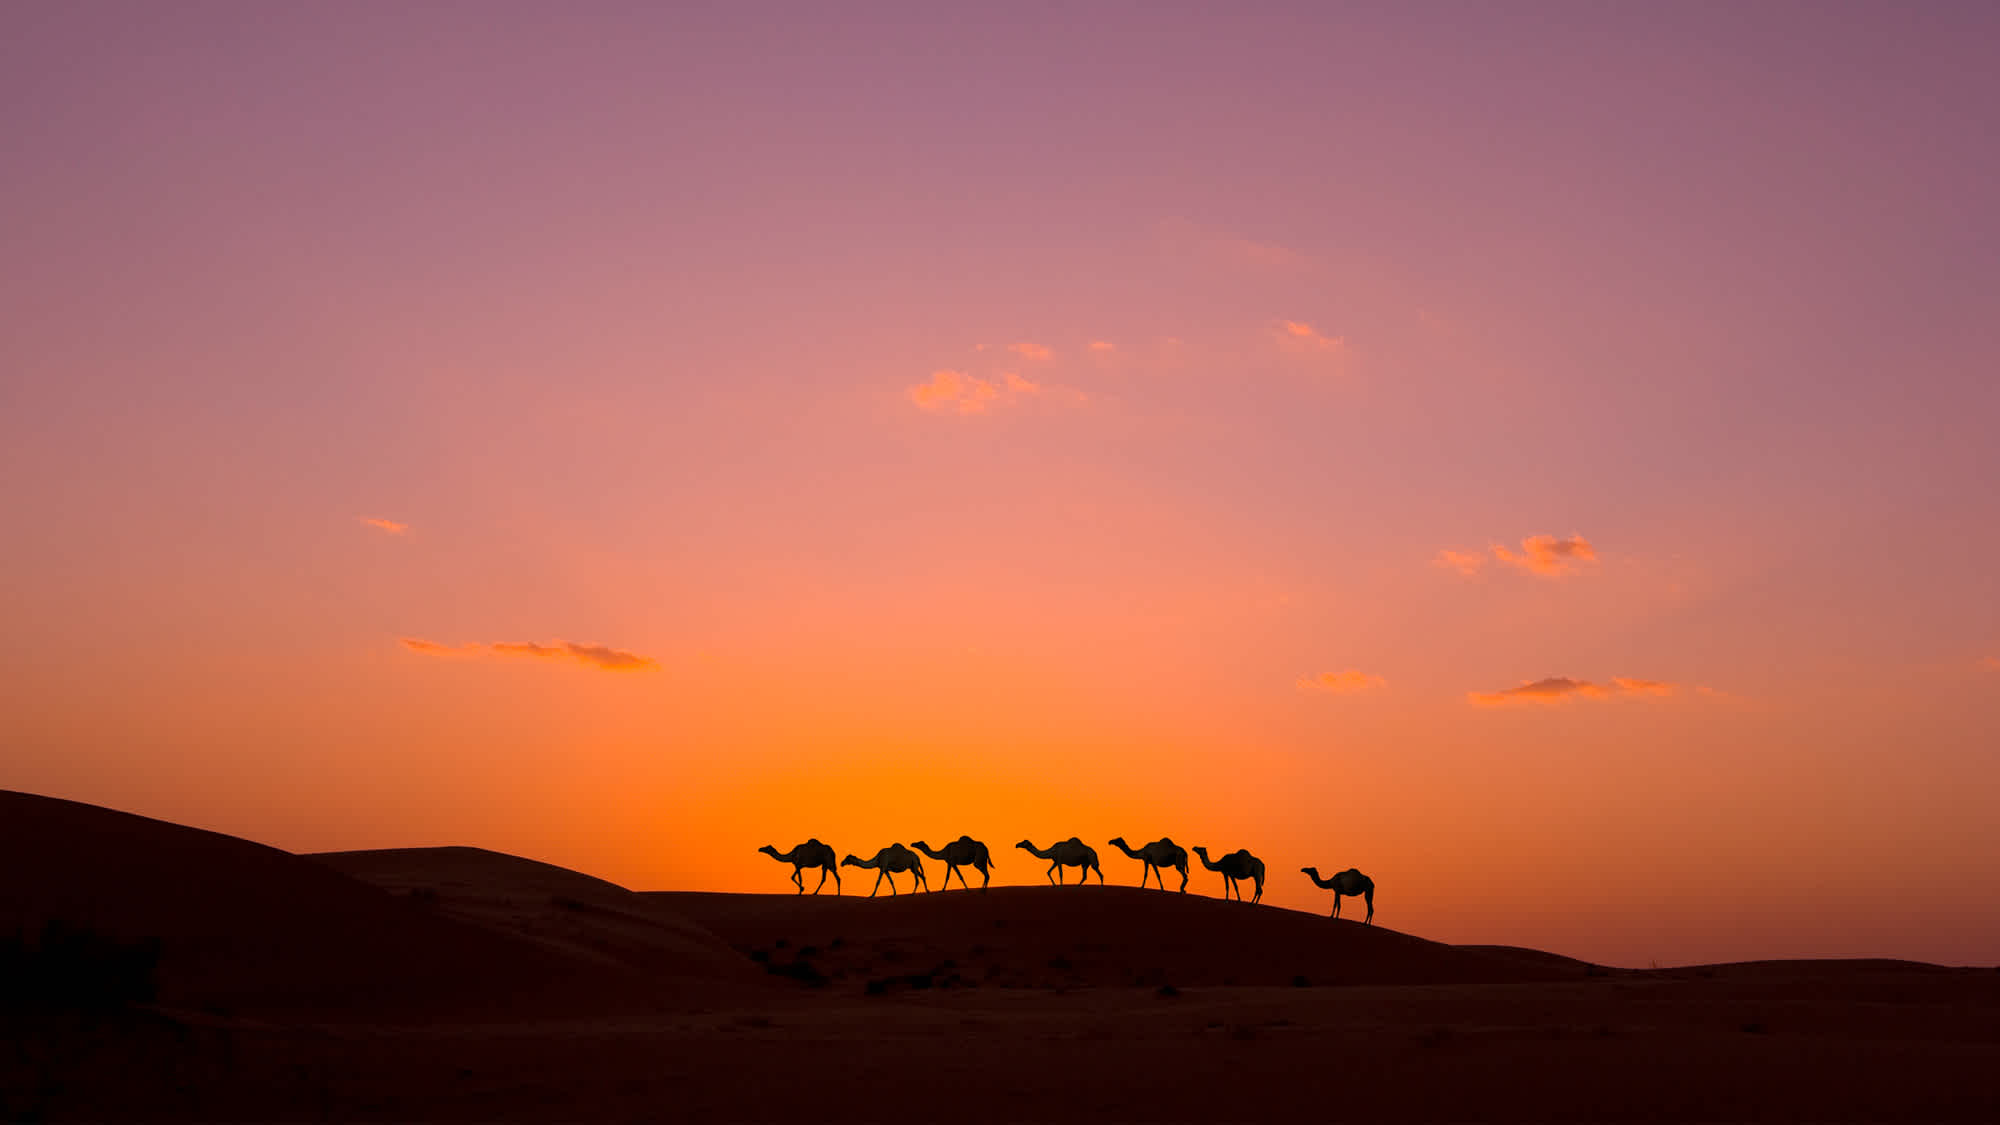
top-left (6, 790), bottom-right (1997, 1122)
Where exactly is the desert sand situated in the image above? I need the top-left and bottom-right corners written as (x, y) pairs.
top-left (5, 788), bottom-right (1997, 1121)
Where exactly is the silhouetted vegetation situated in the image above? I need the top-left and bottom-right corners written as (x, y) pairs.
top-left (765, 958), bottom-right (827, 988)
top-left (1, 921), bottom-right (161, 1013)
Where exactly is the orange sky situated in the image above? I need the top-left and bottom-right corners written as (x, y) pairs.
top-left (4, 4), bottom-right (1998, 967)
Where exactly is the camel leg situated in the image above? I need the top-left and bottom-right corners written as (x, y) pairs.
top-left (811, 867), bottom-right (828, 895)
top-left (1093, 864), bottom-right (1103, 885)
top-left (1047, 863), bottom-right (1060, 885)
top-left (980, 864), bottom-right (990, 889)
top-left (1330, 893), bottom-right (1341, 919)
top-left (831, 867), bottom-right (841, 895)
top-left (1364, 890), bottom-right (1374, 924)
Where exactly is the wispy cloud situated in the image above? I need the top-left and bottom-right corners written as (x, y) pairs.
top-left (1298, 670), bottom-right (1386, 695)
top-left (908, 369), bottom-right (1002, 414)
top-left (1436, 534), bottom-right (1598, 578)
top-left (1157, 217), bottom-right (1307, 269)
top-left (400, 638), bottom-right (659, 672)
top-left (1433, 549), bottom-right (1486, 576)
top-left (1087, 340), bottom-right (1115, 353)
top-left (1275, 319), bottom-right (1344, 352)
top-left (359, 517), bottom-right (408, 536)
top-left (908, 367), bottom-right (1084, 415)
top-left (1982, 655), bottom-right (2000, 673)
top-left (1468, 676), bottom-right (1677, 706)
top-left (1008, 341), bottom-right (1053, 362)
top-left (1494, 534), bottom-right (1597, 576)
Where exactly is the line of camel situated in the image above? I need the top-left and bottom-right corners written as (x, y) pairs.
top-left (758, 836), bottom-right (1375, 922)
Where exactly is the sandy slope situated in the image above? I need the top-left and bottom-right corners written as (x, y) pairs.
top-left (655, 885), bottom-right (1598, 990)
top-left (313, 846), bottom-right (754, 982)
top-left (0, 790), bottom-right (745, 1021)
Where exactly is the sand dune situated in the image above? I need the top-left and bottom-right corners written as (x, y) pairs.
top-left (314, 846), bottom-right (753, 981)
top-left (656, 885), bottom-right (1596, 990)
top-left (0, 791), bottom-right (748, 1021)
top-left (7, 790), bottom-right (1996, 1122)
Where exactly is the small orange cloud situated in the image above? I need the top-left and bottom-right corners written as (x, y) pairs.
top-left (1298, 670), bottom-right (1386, 695)
top-left (400, 638), bottom-right (658, 672)
top-left (359, 517), bottom-right (408, 535)
top-left (1492, 534), bottom-right (1597, 576)
top-left (1008, 341), bottom-right (1053, 362)
top-left (909, 367), bottom-right (1085, 415)
top-left (1981, 656), bottom-right (2000, 672)
top-left (1610, 676), bottom-right (1675, 696)
top-left (908, 369), bottom-right (1001, 414)
top-left (1469, 675), bottom-right (1677, 706)
top-left (1433, 549), bottom-right (1486, 576)
top-left (1087, 340), bottom-right (1115, 353)
top-left (1276, 320), bottom-right (1343, 352)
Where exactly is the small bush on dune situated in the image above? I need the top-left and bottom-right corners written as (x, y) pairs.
top-left (0, 921), bottom-right (162, 1013)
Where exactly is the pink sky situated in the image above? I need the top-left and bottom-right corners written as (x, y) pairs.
top-left (4, 2), bottom-right (1998, 967)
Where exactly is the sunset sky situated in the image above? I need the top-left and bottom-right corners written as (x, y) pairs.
top-left (4, 2), bottom-right (1997, 968)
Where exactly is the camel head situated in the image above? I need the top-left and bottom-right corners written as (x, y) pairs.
top-left (1014, 839), bottom-right (1036, 851)
top-left (758, 845), bottom-right (781, 858)
top-left (1300, 865), bottom-right (1318, 877)
top-left (839, 854), bottom-right (863, 867)
top-left (909, 840), bottom-right (932, 853)
top-left (1192, 846), bottom-right (1211, 860)
top-left (1108, 836), bottom-right (1129, 849)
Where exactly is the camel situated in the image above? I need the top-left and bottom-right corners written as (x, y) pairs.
top-left (1015, 837), bottom-right (1104, 885)
top-left (1192, 846), bottom-right (1266, 903)
top-left (1301, 866), bottom-right (1375, 923)
top-left (840, 844), bottom-right (930, 897)
top-left (1107, 836), bottom-right (1189, 892)
top-left (758, 839), bottom-right (840, 895)
top-left (909, 836), bottom-right (997, 890)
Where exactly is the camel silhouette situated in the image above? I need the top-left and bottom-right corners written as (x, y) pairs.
top-left (909, 836), bottom-right (996, 890)
top-left (840, 844), bottom-right (929, 896)
top-left (1301, 866), bottom-right (1374, 923)
top-left (1107, 836), bottom-right (1189, 892)
top-left (1192, 846), bottom-right (1265, 903)
top-left (1015, 837), bottom-right (1104, 885)
top-left (758, 839), bottom-right (840, 895)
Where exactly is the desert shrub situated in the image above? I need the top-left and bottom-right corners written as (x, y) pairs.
top-left (1291, 974), bottom-right (1311, 988)
top-left (1156, 984), bottom-right (1180, 998)
top-left (764, 958), bottom-right (826, 987)
top-left (0, 921), bottom-right (162, 1012)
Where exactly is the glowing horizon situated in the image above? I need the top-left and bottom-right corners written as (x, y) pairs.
top-left (3, 2), bottom-right (1997, 969)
